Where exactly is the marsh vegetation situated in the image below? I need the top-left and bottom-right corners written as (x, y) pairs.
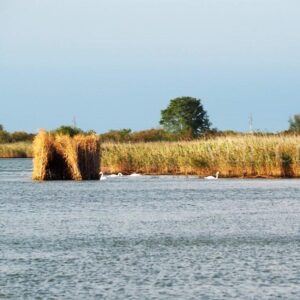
top-left (1, 99), bottom-right (300, 177)
top-left (1, 135), bottom-right (300, 178)
top-left (101, 135), bottom-right (300, 177)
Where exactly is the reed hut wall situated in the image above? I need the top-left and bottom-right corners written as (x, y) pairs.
top-left (32, 131), bottom-right (100, 180)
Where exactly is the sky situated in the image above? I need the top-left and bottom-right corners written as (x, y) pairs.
top-left (0, 0), bottom-right (299, 133)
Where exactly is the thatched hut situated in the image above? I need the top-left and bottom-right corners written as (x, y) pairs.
top-left (32, 130), bottom-right (100, 180)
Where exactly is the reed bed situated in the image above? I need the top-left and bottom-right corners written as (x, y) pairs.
top-left (1, 135), bottom-right (300, 178)
top-left (0, 142), bottom-right (32, 158)
top-left (101, 135), bottom-right (300, 177)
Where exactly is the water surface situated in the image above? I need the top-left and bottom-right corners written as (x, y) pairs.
top-left (1, 159), bottom-right (300, 299)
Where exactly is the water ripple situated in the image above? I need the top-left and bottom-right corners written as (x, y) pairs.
top-left (0, 159), bottom-right (300, 299)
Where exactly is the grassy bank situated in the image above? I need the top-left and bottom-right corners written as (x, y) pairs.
top-left (101, 136), bottom-right (300, 177)
top-left (1, 136), bottom-right (300, 177)
top-left (0, 142), bottom-right (32, 158)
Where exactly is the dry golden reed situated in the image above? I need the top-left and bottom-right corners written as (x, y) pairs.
top-left (74, 135), bottom-right (101, 180)
top-left (0, 142), bottom-right (32, 158)
top-left (2, 134), bottom-right (300, 178)
top-left (101, 135), bottom-right (300, 178)
top-left (32, 131), bottom-right (100, 180)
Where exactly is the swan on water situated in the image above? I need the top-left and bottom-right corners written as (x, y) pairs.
top-left (107, 173), bottom-right (123, 178)
top-left (204, 172), bottom-right (219, 180)
top-left (129, 173), bottom-right (142, 177)
top-left (99, 172), bottom-right (107, 180)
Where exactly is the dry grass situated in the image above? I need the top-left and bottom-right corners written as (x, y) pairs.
top-left (0, 142), bottom-right (32, 158)
top-left (1, 135), bottom-right (300, 178)
top-left (32, 131), bottom-right (53, 180)
top-left (74, 135), bottom-right (101, 180)
top-left (54, 134), bottom-right (82, 180)
top-left (32, 131), bottom-right (100, 180)
top-left (101, 135), bottom-right (300, 177)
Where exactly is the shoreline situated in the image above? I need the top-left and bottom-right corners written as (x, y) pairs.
top-left (1, 136), bottom-right (300, 178)
top-left (1, 157), bottom-right (299, 179)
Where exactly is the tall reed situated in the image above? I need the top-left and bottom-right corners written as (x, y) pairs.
top-left (0, 142), bottom-right (32, 158)
top-left (32, 131), bottom-right (100, 180)
top-left (101, 135), bottom-right (300, 177)
top-left (1, 135), bottom-right (300, 178)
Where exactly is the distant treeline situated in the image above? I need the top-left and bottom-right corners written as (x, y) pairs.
top-left (1, 96), bottom-right (300, 143)
top-left (0, 130), bottom-right (35, 144)
top-left (99, 128), bottom-right (300, 143)
top-left (0, 125), bottom-right (299, 145)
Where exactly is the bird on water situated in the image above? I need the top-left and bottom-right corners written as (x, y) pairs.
top-left (129, 173), bottom-right (142, 177)
top-left (107, 173), bottom-right (123, 178)
top-left (99, 172), bottom-right (107, 180)
top-left (204, 172), bottom-right (220, 180)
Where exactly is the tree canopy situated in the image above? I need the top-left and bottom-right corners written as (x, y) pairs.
top-left (160, 97), bottom-right (211, 137)
top-left (289, 114), bottom-right (300, 132)
top-left (53, 126), bottom-right (83, 137)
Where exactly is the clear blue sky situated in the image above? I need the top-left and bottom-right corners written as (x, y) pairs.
top-left (1, 0), bottom-right (299, 133)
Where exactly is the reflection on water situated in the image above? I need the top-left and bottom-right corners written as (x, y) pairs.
top-left (1, 158), bottom-right (300, 299)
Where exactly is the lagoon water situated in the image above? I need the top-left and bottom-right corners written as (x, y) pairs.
top-left (1, 158), bottom-right (300, 299)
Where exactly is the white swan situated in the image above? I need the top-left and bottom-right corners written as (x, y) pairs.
top-left (204, 172), bottom-right (219, 180)
top-left (99, 172), bottom-right (107, 181)
top-left (107, 173), bottom-right (123, 178)
top-left (129, 172), bottom-right (142, 177)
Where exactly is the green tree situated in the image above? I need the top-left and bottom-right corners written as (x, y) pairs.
top-left (99, 129), bottom-right (132, 142)
top-left (11, 131), bottom-right (35, 142)
top-left (0, 124), bottom-right (3, 131)
top-left (131, 129), bottom-right (174, 142)
top-left (53, 125), bottom-right (83, 137)
top-left (160, 97), bottom-right (211, 137)
top-left (0, 130), bottom-right (11, 143)
top-left (289, 114), bottom-right (300, 132)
